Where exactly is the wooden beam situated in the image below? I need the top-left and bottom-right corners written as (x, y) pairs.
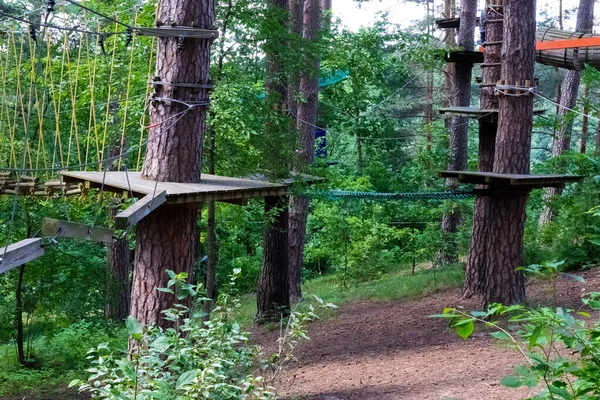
top-left (114, 191), bottom-right (167, 229)
top-left (41, 218), bottom-right (114, 244)
top-left (0, 238), bottom-right (44, 274)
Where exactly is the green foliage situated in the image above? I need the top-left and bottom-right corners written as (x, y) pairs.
top-left (72, 270), bottom-right (331, 399)
top-left (436, 288), bottom-right (600, 399)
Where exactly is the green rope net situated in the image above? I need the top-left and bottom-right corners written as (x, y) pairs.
top-left (307, 190), bottom-right (476, 201)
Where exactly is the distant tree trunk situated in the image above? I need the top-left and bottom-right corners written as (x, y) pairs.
top-left (464, 0), bottom-right (503, 298)
top-left (437, 0), bottom-right (476, 266)
top-left (257, 196), bottom-right (290, 321)
top-left (596, 122), bottom-right (600, 156)
top-left (15, 263), bottom-right (25, 365)
top-left (203, 0), bottom-right (235, 321)
top-left (130, 0), bottom-right (214, 328)
top-left (256, 0), bottom-right (291, 322)
top-left (539, 0), bottom-right (594, 226)
top-left (443, 0), bottom-right (456, 113)
top-left (424, 0), bottom-right (435, 151)
top-left (287, 0), bottom-right (304, 115)
top-left (483, 0), bottom-right (536, 306)
top-left (16, 200), bottom-right (32, 366)
top-left (288, 0), bottom-right (322, 301)
top-left (580, 84), bottom-right (590, 154)
top-left (105, 202), bottom-right (130, 321)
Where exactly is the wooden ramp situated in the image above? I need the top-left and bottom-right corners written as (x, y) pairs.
top-left (440, 171), bottom-right (583, 189)
top-left (0, 238), bottom-right (44, 274)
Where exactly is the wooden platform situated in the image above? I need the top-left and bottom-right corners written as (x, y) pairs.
top-left (438, 107), bottom-right (546, 123)
top-left (435, 17), bottom-right (480, 29)
top-left (443, 51), bottom-right (484, 64)
top-left (440, 171), bottom-right (583, 189)
top-left (60, 171), bottom-right (313, 205)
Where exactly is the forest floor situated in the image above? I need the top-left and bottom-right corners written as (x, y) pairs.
top-left (259, 268), bottom-right (600, 400)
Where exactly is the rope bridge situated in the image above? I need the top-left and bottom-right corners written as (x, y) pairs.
top-left (307, 189), bottom-right (476, 201)
top-left (0, 1), bottom-right (168, 183)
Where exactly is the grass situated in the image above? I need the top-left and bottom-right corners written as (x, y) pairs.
top-left (235, 265), bottom-right (465, 326)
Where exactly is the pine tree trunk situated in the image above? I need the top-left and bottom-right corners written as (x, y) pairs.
top-left (257, 0), bottom-right (291, 321)
top-left (539, 0), bottom-right (594, 226)
top-left (437, 0), bottom-right (476, 266)
top-left (580, 84), bottom-right (590, 154)
top-left (16, 201), bottom-right (32, 366)
top-left (106, 203), bottom-right (131, 322)
top-left (131, 0), bottom-right (214, 328)
top-left (287, 0), bottom-right (304, 116)
top-left (288, 0), bottom-right (321, 300)
top-left (257, 196), bottom-right (290, 321)
top-left (15, 263), bottom-right (25, 365)
top-left (464, 0), bottom-right (503, 297)
top-left (483, 0), bottom-right (536, 306)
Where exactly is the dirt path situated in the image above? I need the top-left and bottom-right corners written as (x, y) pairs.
top-left (269, 269), bottom-right (599, 400)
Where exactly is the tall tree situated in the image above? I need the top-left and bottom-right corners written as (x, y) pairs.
top-left (256, 0), bottom-right (291, 321)
top-left (437, 0), bottom-right (477, 266)
top-left (105, 201), bottom-right (130, 322)
top-left (539, 0), bottom-right (595, 226)
top-left (463, 0), bottom-right (502, 297)
top-left (130, 0), bottom-right (214, 327)
top-left (288, 0), bottom-right (323, 300)
top-left (483, 0), bottom-right (536, 305)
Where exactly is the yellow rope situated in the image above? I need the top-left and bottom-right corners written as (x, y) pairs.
top-left (118, 11), bottom-right (139, 171)
top-left (100, 22), bottom-right (120, 171)
top-left (65, 31), bottom-right (85, 168)
top-left (0, 31), bottom-right (16, 168)
top-left (50, 29), bottom-right (69, 168)
top-left (84, 22), bottom-right (101, 169)
top-left (137, 36), bottom-right (156, 170)
top-left (34, 30), bottom-right (51, 172)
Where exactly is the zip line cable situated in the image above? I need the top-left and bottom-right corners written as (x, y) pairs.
top-left (62, 0), bottom-right (133, 30)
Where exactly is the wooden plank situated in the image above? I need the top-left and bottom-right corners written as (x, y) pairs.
top-left (41, 218), bottom-right (114, 244)
top-left (114, 191), bottom-right (167, 229)
top-left (0, 238), bottom-right (44, 274)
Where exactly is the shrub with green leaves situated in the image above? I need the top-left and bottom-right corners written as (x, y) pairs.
top-left (436, 289), bottom-right (600, 400)
top-left (71, 270), bottom-right (275, 399)
top-left (71, 270), bottom-right (332, 399)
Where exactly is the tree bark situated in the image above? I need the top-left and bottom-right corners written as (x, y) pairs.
top-left (437, 0), bottom-right (476, 266)
top-left (131, 0), bottom-right (214, 328)
top-left (580, 84), bottom-right (590, 154)
top-left (539, 0), bottom-right (594, 226)
top-left (15, 263), bottom-right (25, 365)
top-left (483, 0), bottom-right (536, 306)
top-left (16, 200), bottom-right (32, 366)
top-left (288, 0), bottom-right (322, 300)
top-left (106, 203), bottom-right (131, 322)
top-left (287, 0), bottom-right (304, 116)
top-left (464, 0), bottom-right (503, 297)
top-left (257, 196), bottom-right (290, 322)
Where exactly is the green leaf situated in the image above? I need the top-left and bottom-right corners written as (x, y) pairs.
top-left (491, 331), bottom-right (512, 341)
top-left (454, 319), bottom-right (474, 340)
top-left (501, 376), bottom-right (524, 388)
top-left (126, 316), bottom-right (143, 340)
top-left (560, 273), bottom-right (585, 283)
top-left (176, 369), bottom-right (199, 390)
top-left (528, 326), bottom-right (543, 351)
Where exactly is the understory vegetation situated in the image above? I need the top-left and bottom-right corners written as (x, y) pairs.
top-left (1, 0), bottom-right (600, 398)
